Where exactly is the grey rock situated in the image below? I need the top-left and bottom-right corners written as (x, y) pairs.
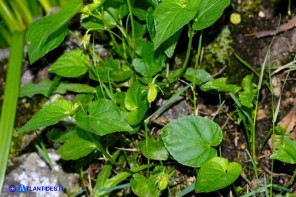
top-left (2, 150), bottom-right (80, 197)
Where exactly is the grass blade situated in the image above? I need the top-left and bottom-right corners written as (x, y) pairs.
top-left (0, 30), bottom-right (25, 193)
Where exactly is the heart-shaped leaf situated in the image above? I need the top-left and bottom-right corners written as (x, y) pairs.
top-left (161, 115), bottom-right (222, 167)
top-left (195, 157), bottom-right (242, 193)
top-left (192, 0), bottom-right (230, 31)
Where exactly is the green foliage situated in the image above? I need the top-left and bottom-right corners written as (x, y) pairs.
top-left (75, 99), bottom-right (132, 135)
top-left (132, 41), bottom-right (166, 77)
top-left (184, 68), bottom-right (214, 85)
top-left (20, 80), bottom-right (96, 98)
top-left (238, 75), bottom-right (256, 108)
top-left (26, 0), bottom-right (82, 63)
top-left (56, 128), bottom-right (97, 160)
top-left (125, 81), bottom-right (148, 125)
top-left (17, 99), bottom-right (76, 134)
top-left (140, 137), bottom-right (168, 160)
top-left (153, 0), bottom-right (198, 50)
top-left (13, 0), bottom-right (258, 195)
top-left (200, 78), bottom-right (241, 93)
top-left (195, 157), bottom-right (242, 193)
top-left (91, 59), bottom-right (133, 82)
top-left (192, 0), bottom-right (230, 30)
top-left (130, 173), bottom-right (159, 197)
top-left (49, 50), bottom-right (90, 78)
top-left (161, 116), bottom-right (223, 167)
top-left (271, 136), bottom-right (296, 164)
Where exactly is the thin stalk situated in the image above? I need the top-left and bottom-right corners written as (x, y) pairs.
top-left (234, 52), bottom-right (271, 92)
top-left (180, 25), bottom-right (194, 77)
top-left (193, 31), bottom-right (203, 114)
top-left (0, 30), bottom-right (26, 193)
top-left (286, 168), bottom-right (296, 188)
top-left (91, 38), bottom-right (106, 99)
top-left (268, 46), bottom-right (275, 197)
top-left (144, 120), bottom-right (150, 176)
top-left (126, 0), bottom-right (135, 58)
top-left (251, 49), bottom-right (271, 161)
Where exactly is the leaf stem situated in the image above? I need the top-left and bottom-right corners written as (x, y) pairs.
top-left (126, 0), bottom-right (135, 58)
top-left (193, 31), bottom-right (203, 114)
top-left (180, 24), bottom-right (194, 76)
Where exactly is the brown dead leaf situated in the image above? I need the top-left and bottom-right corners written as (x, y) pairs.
top-left (277, 102), bottom-right (296, 139)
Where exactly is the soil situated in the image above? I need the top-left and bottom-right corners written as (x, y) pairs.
top-left (1, 0), bottom-right (296, 196)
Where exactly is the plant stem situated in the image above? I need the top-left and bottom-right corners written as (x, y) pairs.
top-left (180, 25), bottom-right (194, 77)
top-left (126, 0), bottom-right (135, 58)
top-left (193, 31), bottom-right (203, 114)
top-left (0, 30), bottom-right (25, 193)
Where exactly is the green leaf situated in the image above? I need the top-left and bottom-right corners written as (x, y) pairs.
top-left (57, 128), bottom-right (97, 160)
top-left (17, 100), bottom-right (75, 134)
top-left (192, 0), bottom-right (230, 30)
top-left (130, 173), bottom-right (159, 197)
top-left (55, 83), bottom-right (96, 94)
top-left (153, 0), bottom-right (198, 50)
top-left (49, 50), bottom-right (90, 78)
top-left (47, 128), bottom-right (76, 143)
top-left (133, 1), bottom-right (150, 21)
top-left (270, 137), bottom-right (296, 164)
top-left (200, 78), bottom-right (241, 93)
top-left (184, 68), bottom-right (213, 86)
top-left (140, 137), bottom-right (169, 160)
top-left (161, 115), bottom-right (222, 167)
top-left (27, 0), bottom-right (83, 63)
top-left (19, 79), bottom-right (96, 98)
top-left (146, 7), bottom-right (156, 40)
top-left (96, 171), bottom-right (132, 196)
top-left (161, 30), bottom-right (181, 58)
top-left (102, 0), bottom-right (129, 28)
top-left (132, 41), bottom-right (166, 77)
top-left (75, 99), bottom-right (132, 135)
top-left (147, 0), bottom-right (158, 8)
top-left (19, 79), bottom-right (52, 97)
top-left (238, 75), bottom-right (256, 108)
top-left (125, 81), bottom-right (148, 125)
top-left (195, 157), bottom-right (242, 193)
top-left (91, 59), bottom-right (133, 82)
top-left (146, 7), bottom-right (180, 58)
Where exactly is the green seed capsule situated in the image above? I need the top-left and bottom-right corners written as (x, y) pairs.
top-left (147, 85), bottom-right (158, 103)
top-left (157, 173), bottom-right (169, 190)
